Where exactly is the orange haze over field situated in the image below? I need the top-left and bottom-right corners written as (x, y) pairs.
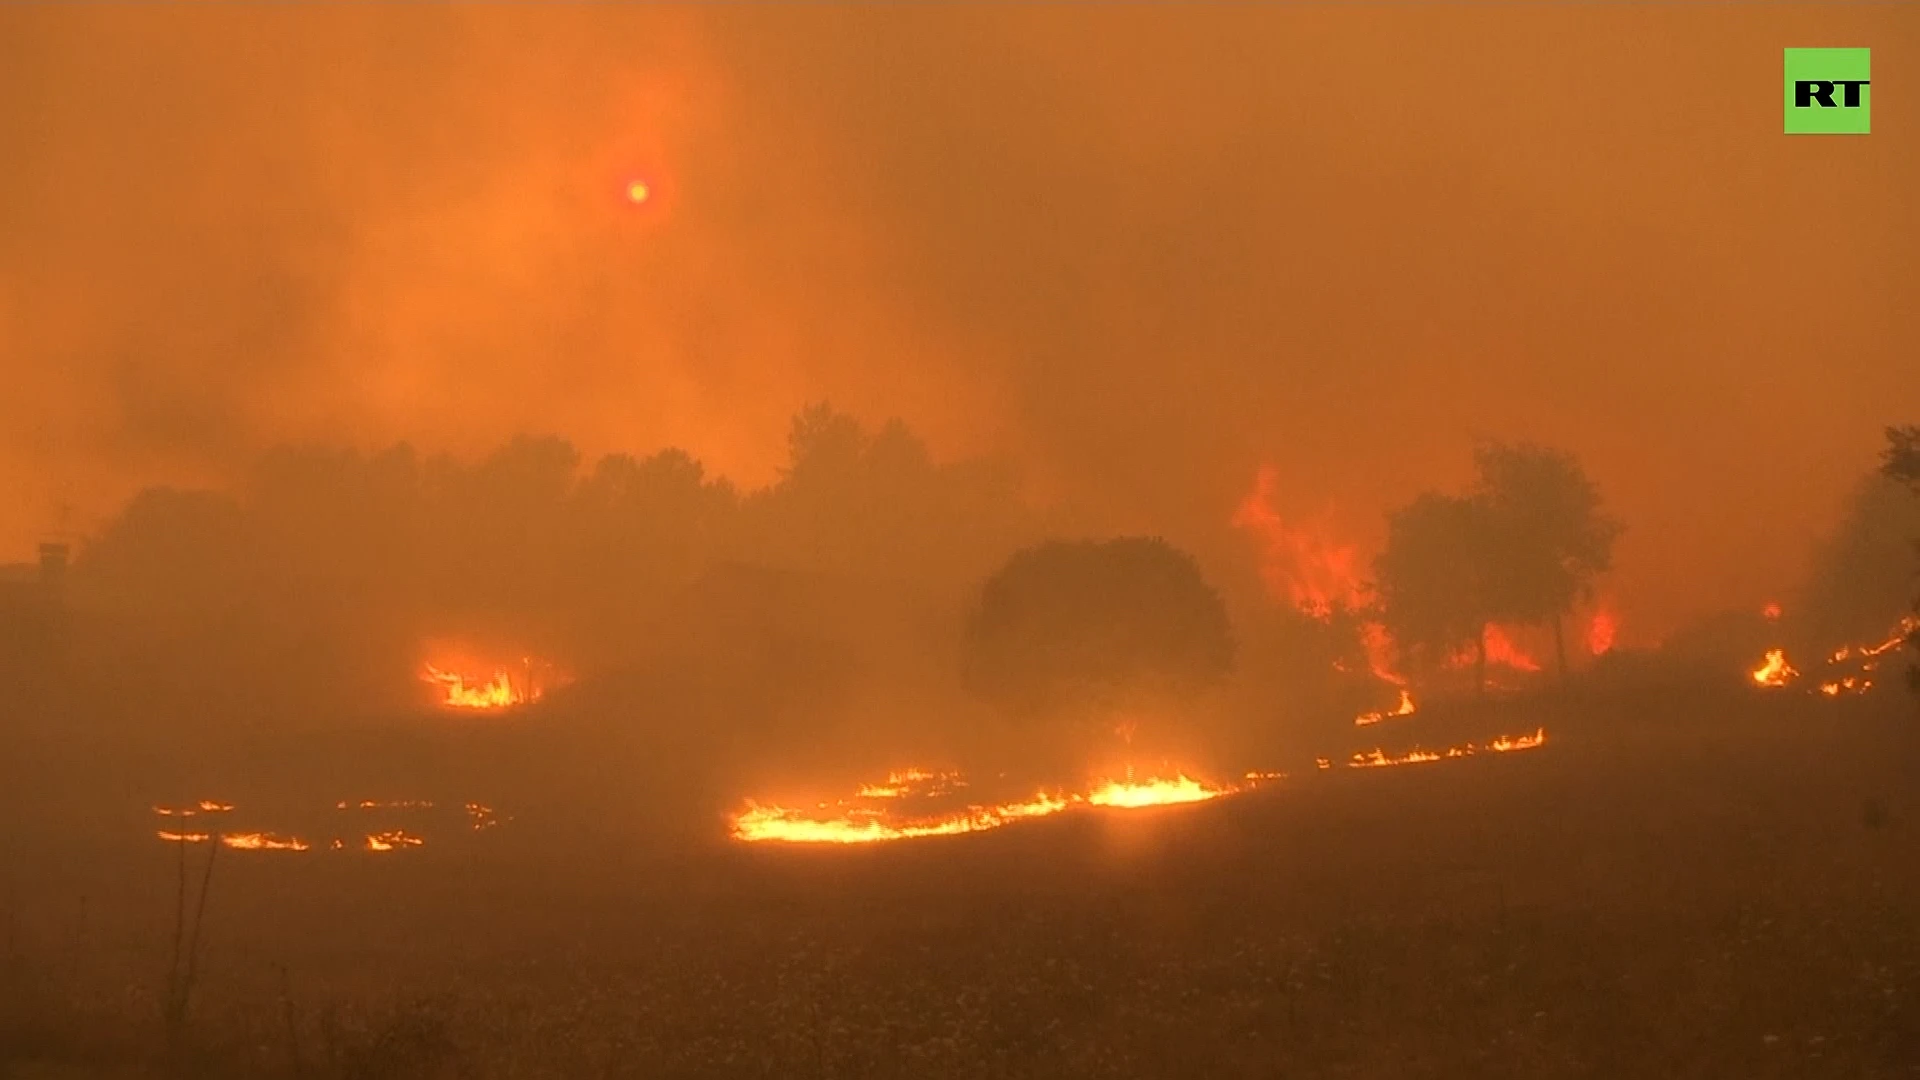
top-left (1, 6), bottom-right (1914, 642)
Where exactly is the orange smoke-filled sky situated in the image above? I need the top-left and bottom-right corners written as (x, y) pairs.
top-left (0, 5), bottom-right (1913, 640)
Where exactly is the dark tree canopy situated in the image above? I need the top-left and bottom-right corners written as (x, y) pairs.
top-left (1374, 443), bottom-right (1621, 688)
top-left (1473, 442), bottom-right (1622, 624)
top-left (1373, 493), bottom-right (1494, 674)
top-left (63, 405), bottom-right (1038, 724)
top-left (1798, 472), bottom-right (1920, 648)
top-left (1472, 442), bottom-right (1623, 677)
top-left (1878, 425), bottom-right (1920, 693)
top-left (963, 537), bottom-right (1235, 718)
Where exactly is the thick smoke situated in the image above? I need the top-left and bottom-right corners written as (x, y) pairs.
top-left (2, 5), bottom-right (1915, 642)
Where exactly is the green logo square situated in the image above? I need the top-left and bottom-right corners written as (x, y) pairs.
top-left (1785, 48), bottom-right (1870, 134)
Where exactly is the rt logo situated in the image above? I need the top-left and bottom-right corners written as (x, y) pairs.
top-left (1785, 48), bottom-right (1870, 134)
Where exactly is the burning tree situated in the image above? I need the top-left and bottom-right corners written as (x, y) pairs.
top-left (962, 537), bottom-right (1235, 762)
top-left (1374, 443), bottom-right (1620, 693)
top-left (1880, 425), bottom-right (1920, 693)
top-left (1472, 442), bottom-right (1623, 681)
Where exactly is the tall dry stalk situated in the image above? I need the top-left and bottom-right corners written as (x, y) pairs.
top-left (163, 830), bottom-right (220, 1057)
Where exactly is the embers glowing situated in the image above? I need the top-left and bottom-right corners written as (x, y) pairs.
top-left (465, 802), bottom-right (500, 830)
top-left (152, 800), bottom-right (234, 818)
top-left (150, 798), bottom-right (499, 853)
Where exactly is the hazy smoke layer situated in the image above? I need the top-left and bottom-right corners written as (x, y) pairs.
top-left (1, 5), bottom-right (1913, 638)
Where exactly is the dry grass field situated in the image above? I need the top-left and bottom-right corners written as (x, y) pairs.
top-left (5, 683), bottom-right (1918, 1079)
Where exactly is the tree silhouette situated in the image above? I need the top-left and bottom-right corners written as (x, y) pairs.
top-left (66, 408), bottom-right (1043, 732)
top-left (1879, 425), bottom-right (1920, 693)
top-left (1884, 426), bottom-right (1920, 491)
top-left (1472, 442), bottom-right (1623, 681)
top-left (962, 537), bottom-right (1235, 729)
top-left (1798, 471), bottom-right (1920, 650)
top-left (747, 403), bottom-right (1037, 590)
top-left (1373, 493), bottom-right (1496, 690)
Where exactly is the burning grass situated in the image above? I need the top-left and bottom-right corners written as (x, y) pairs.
top-left (1355, 687), bottom-right (1417, 727)
top-left (420, 651), bottom-right (571, 712)
top-left (729, 768), bottom-right (1236, 846)
top-left (1749, 613), bottom-right (1919, 696)
top-left (148, 798), bottom-right (504, 854)
top-left (731, 725), bottom-right (1551, 845)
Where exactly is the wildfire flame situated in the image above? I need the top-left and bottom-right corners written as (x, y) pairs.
top-left (1587, 607), bottom-right (1618, 656)
top-left (1859, 614), bottom-right (1919, 658)
top-left (152, 797), bottom-right (497, 851)
top-left (1763, 602), bottom-right (1783, 621)
top-left (857, 768), bottom-right (967, 799)
top-left (1348, 727), bottom-right (1547, 768)
top-left (1232, 466), bottom-right (1408, 687)
top-left (221, 832), bottom-right (310, 852)
top-left (1482, 625), bottom-right (1541, 672)
top-left (1751, 648), bottom-right (1798, 687)
top-left (366, 830), bottom-right (426, 852)
top-left (1231, 466), bottom-right (1368, 617)
top-left (731, 728), bottom-right (1551, 846)
top-left (152, 800), bottom-right (234, 818)
top-left (730, 792), bottom-right (1073, 845)
top-left (1085, 774), bottom-right (1224, 808)
top-left (1759, 613), bottom-right (1917, 696)
top-left (1355, 687), bottom-right (1417, 727)
top-left (731, 767), bottom-right (1238, 845)
top-left (424, 664), bottom-right (532, 709)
